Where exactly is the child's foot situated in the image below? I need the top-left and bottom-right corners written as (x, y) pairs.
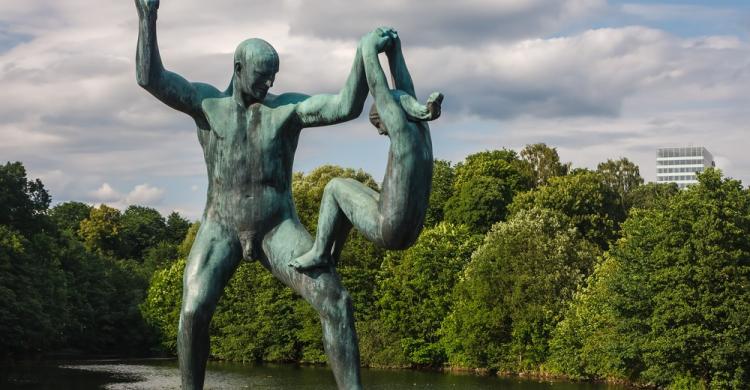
top-left (398, 91), bottom-right (443, 122)
top-left (426, 92), bottom-right (443, 121)
top-left (290, 248), bottom-right (331, 271)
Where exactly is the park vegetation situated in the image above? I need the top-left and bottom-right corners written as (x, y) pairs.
top-left (1, 143), bottom-right (748, 389)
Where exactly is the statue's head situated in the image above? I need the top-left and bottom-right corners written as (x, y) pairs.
top-left (368, 103), bottom-right (389, 135)
top-left (234, 38), bottom-right (279, 102)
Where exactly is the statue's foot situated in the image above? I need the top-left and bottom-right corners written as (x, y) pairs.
top-left (290, 248), bottom-right (331, 271)
top-left (426, 92), bottom-right (443, 121)
top-left (398, 92), bottom-right (443, 122)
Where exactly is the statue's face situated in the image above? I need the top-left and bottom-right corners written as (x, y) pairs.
top-left (236, 54), bottom-right (278, 102)
top-left (245, 61), bottom-right (277, 101)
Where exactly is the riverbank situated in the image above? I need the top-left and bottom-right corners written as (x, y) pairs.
top-left (1, 358), bottom-right (632, 390)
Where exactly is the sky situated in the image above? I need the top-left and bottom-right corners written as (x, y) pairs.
top-left (1, 0), bottom-right (748, 220)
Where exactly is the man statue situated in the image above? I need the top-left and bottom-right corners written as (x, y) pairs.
top-left (134, 0), bottom-right (380, 388)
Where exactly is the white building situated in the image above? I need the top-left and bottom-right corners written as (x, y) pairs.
top-left (656, 147), bottom-right (715, 189)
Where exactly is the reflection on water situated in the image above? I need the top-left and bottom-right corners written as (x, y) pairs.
top-left (1, 359), bottom-right (627, 389)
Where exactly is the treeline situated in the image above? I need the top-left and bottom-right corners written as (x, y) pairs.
top-left (2, 143), bottom-right (749, 389)
top-left (141, 145), bottom-right (749, 389)
top-left (1, 161), bottom-right (192, 357)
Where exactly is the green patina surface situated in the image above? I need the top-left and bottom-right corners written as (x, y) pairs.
top-left (135, 1), bottom-right (442, 389)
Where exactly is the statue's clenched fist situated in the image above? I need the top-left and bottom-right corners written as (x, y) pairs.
top-left (135, 0), bottom-right (159, 18)
top-left (362, 26), bottom-right (399, 54)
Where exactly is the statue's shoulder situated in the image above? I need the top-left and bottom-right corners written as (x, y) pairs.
top-left (264, 92), bottom-right (310, 108)
top-left (201, 95), bottom-right (232, 114)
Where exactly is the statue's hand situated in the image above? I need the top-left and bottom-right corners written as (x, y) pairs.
top-left (374, 26), bottom-right (398, 53)
top-left (135, 0), bottom-right (159, 18)
top-left (361, 27), bottom-right (396, 54)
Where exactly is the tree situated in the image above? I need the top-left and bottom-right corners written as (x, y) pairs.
top-left (141, 258), bottom-right (184, 353)
top-left (549, 170), bottom-right (750, 389)
top-left (0, 225), bottom-right (66, 357)
top-left (0, 161), bottom-right (51, 234)
top-left (119, 205), bottom-right (167, 260)
top-left (441, 208), bottom-right (599, 372)
top-left (510, 170), bottom-right (620, 249)
top-left (292, 165), bottom-right (378, 233)
top-left (520, 143), bottom-right (569, 187)
top-left (50, 202), bottom-right (93, 234)
top-left (444, 150), bottom-right (533, 232)
top-left (178, 221), bottom-right (201, 259)
top-left (627, 182), bottom-right (679, 211)
top-left (424, 160), bottom-right (455, 227)
top-left (78, 204), bottom-right (122, 256)
top-left (596, 158), bottom-right (644, 217)
top-left (362, 223), bottom-right (481, 367)
top-left (165, 211), bottom-right (191, 245)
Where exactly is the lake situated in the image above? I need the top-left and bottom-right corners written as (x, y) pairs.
top-left (1, 359), bottom-right (628, 389)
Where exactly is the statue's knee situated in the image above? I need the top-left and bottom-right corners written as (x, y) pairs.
top-left (180, 291), bottom-right (215, 327)
top-left (380, 228), bottom-right (418, 250)
top-left (324, 178), bottom-right (346, 195)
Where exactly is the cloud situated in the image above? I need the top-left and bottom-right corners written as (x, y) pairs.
top-left (619, 3), bottom-right (738, 22)
top-left (286, 0), bottom-right (606, 46)
top-left (2, 0), bottom-right (750, 220)
top-left (125, 183), bottom-right (165, 205)
top-left (87, 182), bottom-right (166, 209)
top-left (406, 27), bottom-right (750, 120)
top-left (91, 183), bottom-right (121, 202)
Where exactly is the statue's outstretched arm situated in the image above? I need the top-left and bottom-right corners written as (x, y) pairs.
top-left (135, 0), bottom-right (218, 126)
top-left (292, 43), bottom-right (369, 128)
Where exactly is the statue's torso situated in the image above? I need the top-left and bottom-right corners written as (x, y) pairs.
top-left (198, 96), bottom-right (300, 231)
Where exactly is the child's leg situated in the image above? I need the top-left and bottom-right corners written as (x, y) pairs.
top-left (291, 178), bottom-right (381, 270)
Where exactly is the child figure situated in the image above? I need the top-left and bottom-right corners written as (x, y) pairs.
top-left (291, 28), bottom-right (443, 270)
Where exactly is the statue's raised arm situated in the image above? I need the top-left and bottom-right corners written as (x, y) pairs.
top-left (290, 30), bottom-right (398, 128)
top-left (135, 0), bottom-right (220, 128)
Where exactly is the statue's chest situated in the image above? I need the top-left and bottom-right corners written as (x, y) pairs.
top-left (201, 99), bottom-right (292, 175)
top-left (204, 101), bottom-right (277, 151)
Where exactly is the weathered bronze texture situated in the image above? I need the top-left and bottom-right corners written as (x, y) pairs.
top-left (134, 1), bottom-right (441, 388)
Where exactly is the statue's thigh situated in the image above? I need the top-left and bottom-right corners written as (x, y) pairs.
top-left (261, 219), bottom-right (346, 308)
top-left (182, 220), bottom-right (242, 309)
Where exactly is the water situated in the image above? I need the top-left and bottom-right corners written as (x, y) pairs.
top-left (1, 359), bottom-right (627, 389)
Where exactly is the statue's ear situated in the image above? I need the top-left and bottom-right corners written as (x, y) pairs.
top-left (234, 62), bottom-right (242, 78)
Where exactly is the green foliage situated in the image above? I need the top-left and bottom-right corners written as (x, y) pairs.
top-left (212, 261), bottom-right (303, 362)
top-left (442, 208), bottom-right (599, 372)
top-left (119, 205), bottom-right (167, 259)
top-left (78, 204), bottom-right (122, 256)
top-left (424, 159), bottom-right (455, 227)
top-left (292, 165), bottom-right (378, 233)
top-left (178, 222), bottom-right (201, 259)
top-left (596, 157), bottom-right (644, 216)
top-left (364, 223), bottom-right (481, 367)
top-left (549, 170), bottom-right (750, 389)
top-left (141, 258), bottom-right (184, 353)
top-left (510, 170), bottom-right (621, 249)
top-left (5, 154), bottom-right (748, 390)
top-left (520, 143), bottom-right (569, 187)
top-left (0, 225), bottom-right (66, 356)
top-left (165, 211), bottom-right (191, 244)
top-left (0, 162), bottom-right (51, 234)
top-left (142, 240), bottom-right (179, 272)
top-left (628, 182), bottom-right (679, 211)
top-left (547, 255), bottom-right (635, 381)
top-left (0, 162), bottom-right (155, 358)
top-left (50, 201), bottom-right (92, 234)
top-left (444, 150), bottom-right (533, 232)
